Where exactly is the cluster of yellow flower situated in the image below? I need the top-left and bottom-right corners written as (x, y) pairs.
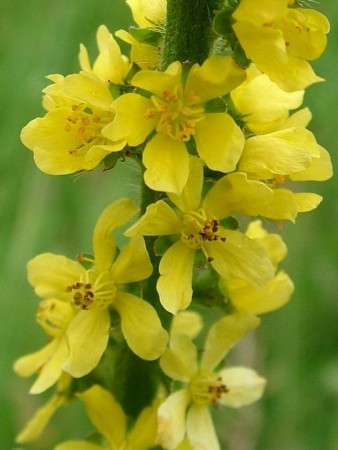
top-left (16, 1), bottom-right (331, 449)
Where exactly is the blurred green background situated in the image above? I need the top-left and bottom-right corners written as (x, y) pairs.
top-left (0, 1), bottom-right (337, 449)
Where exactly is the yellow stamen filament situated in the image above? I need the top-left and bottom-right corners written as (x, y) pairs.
top-left (181, 209), bottom-right (226, 250)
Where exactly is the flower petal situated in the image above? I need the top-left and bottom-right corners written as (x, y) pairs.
top-left (102, 93), bottom-right (155, 145)
top-left (93, 198), bottom-right (139, 272)
top-left (226, 270), bottom-right (294, 315)
top-left (128, 401), bottom-right (159, 450)
top-left (186, 55), bottom-right (246, 103)
top-left (158, 389), bottom-right (190, 450)
top-left (219, 366), bottom-right (266, 408)
top-left (56, 441), bottom-right (104, 450)
top-left (203, 172), bottom-right (273, 219)
top-left (125, 200), bottom-right (182, 238)
top-left (201, 313), bottom-right (260, 371)
top-left (160, 334), bottom-right (198, 382)
top-left (111, 235), bottom-right (152, 283)
top-left (171, 311), bottom-right (203, 340)
top-left (195, 113), bottom-right (244, 173)
top-left (27, 253), bottom-right (84, 301)
top-left (77, 385), bottom-right (126, 447)
top-left (114, 292), bottom-right (168, 360)
top-left (143, 133), bottom-right (189, 194)
top-left (63, 309), bottom-right (110, 377)
top-left (167, 155), bottom-right (203, 213)
top-left (186, 404), bottom-right (220, 450)
top-left (204, 230), bottom-right (275, 288)
top-left (157, 241), bottom-right (195, 314)
top-left (132, 62), bottom-right (182, 97)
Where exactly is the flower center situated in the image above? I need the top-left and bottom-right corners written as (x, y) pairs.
top-left (144, 87), bottom-right (205, 141)
top-left (66, 270), bottom-right (117, 311)
top-left (181, 209), bottom-right (225, 250)
top-left (36, 299), bottom-right (75, 337)
top-left (190, 370), bottom-right (229, 406)
top-left (64, 103), bottom-right (113, 155)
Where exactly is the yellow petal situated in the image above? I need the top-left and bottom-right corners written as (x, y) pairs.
top-left (102, 93), bottom-right (156, 145)
top-left (14, 340), bottom-right (56, 378)
top-left (77, 385), bottom-right (126, 447)
top-left (125, 200), bottom-right (182, 238)
top-left (128, 402), bottom-right (158, 449)
top-left (218, 366), bottom-right (266, 407)
top-left (233, 0), bottom-right (288, 24)
top-left (158, 389), bottom-right (190, 450)
top-left (64, 309), bottom-right (110, 377)
top-left (131, 62), bottom-right (182, 98)
top-left (201, 313), bottom-right (260, 371)
top-left (111, 235), bottom-right (152, 283)
top-left (260, 188), bottom-right (298, 222)
top-left (114, 292), bottom-right (168, 360)
top-left (226, 270), bottom-right (294, 315)
top-left (27, 253), bottom-right (84, 300)
top-left (171, 311), bottom-right (203, 340)
top-left (186, 404), bottom-right (220, 450)
top-left (160, 334), bottom-right (198, 382)
top-left (143, 133), bottom-right (189, 194)
top-left (291, 145), bottom-right (333, 181)
top-left (203, 172), bottom-right (273, 219)
top-left (56, 442), bottom-right (103, 450)
top-left (30, 336), bottom-right (69, 394)
top-left (185, 56), bottom-right (246, 103)
top-left (168, 155), bottom-right (203, 213)
top-left (205, 230), bottom-right (275, 288)
top-left (16, 393), bottom-right (66, 443)
top-left (93, 198), bottom-right (139, 272)
top-left (157, 241), bottom-right (195, 314)
top-left (294, 192), bottom-right (323, 212)
top-left (195, 113), bottom-right (244, 173)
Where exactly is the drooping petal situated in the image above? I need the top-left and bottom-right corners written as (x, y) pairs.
top-left (55, 441), bottom-right (104, 450)
top-left (111, 235), bottom-right (152, 284)
top-left (185, 56), bottom-right (246, 103)
top-left (13, 340), bottom-right (56, 378)
top-left (167, 156), bottom-right (204, 213)
top-left (157, 241), bottom-right (195, 314)
top-left (29, 336), bottom-right (69, 394)
top-left (291, 145), bottom-right (333, 181)
top-left (204, 230), bottom-right (275, 288)
top-left (125, 200), bottom-right (182, 238)
top-left (203, 172), bottom-right (273, 219)
top-left (225, 270), bottom-right (294, 315)
top-left (160, 334), bottom-right (198, 382)
top-left (93, 198), bottom-right (139, 272)
top-left (77, 385), bottom-right (126, 447)
top-left (186, 404), bottom-right (220, 450)
top-left (294, 192), bottom-right (323, 212)
top-left (128, 401), bottom-right (159, 450)
top-left (201, 313), bottom-right (260, 371)
top-left (157, 389), bottom-right (190, 450)
top-left (170, 311), bottom-right (203, 340)
top-left (143, 133), bottom-right (189, 194)
top-left (102, 93), bottom-right (156, 145)
top-left (16, 393), bottom-right (66, 443)
top-left (63, 309), bottom-right (110, 377)
top-left (195, 113), bottom-right (244, 173)
top-left (131, 62), bottom-right (182, 98)
top-left (260, 188), bottom-right (299, 222)
top-left (114, 292), bottom-right (168, 360)
top-left (27, 253), bottom-right (84, 301)
top-left (218, 366), bottom-right (266, 408)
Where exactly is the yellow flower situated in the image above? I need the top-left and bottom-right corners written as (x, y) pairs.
top-left (16, 374), bottom-right (72, 443)
top-left (232, 0), bottom-right (330, 91)
top-left (230, 64), bottom-right (304, 134)
top-left (238, 127), bottom-right (333, 221)
top-left (223, 221), bottom-right (294, 315)
top-left (157, 313), bottom-right (265, 450)
top-left (79, 25), bottom-right (130, 83)
top-left (126, 157), bottom-right (275, 313)
top-left (103, 56), bottom-right (246, 193)
top-left (14, 300), bottom-right (76, 394)
top-left (25, 199), bottom-right (168, 379)
top-left (55, 385), bottom-right (159, 450)
top-left (21, 26), bottom-right (129, 175)
top-left (126, 0), bottom-right (166, 28)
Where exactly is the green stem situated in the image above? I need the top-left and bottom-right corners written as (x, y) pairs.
top-left (161, 0), bottom-right (223, 69)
